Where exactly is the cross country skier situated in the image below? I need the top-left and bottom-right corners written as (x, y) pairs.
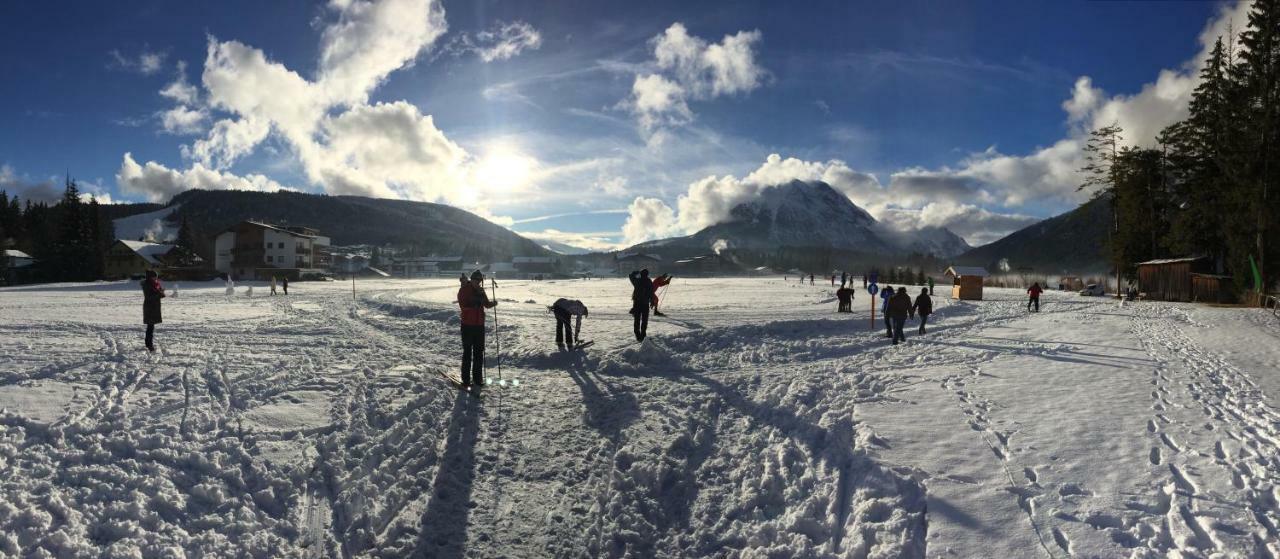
top-left (651, 273), bottom-right (672, 316)
top-left (879, 284), bottom-right (894, 338)
top-left (809, 274), bottom-right (814, 285)
top-left (629, 269), bottom-right (654, 342)
top-left (458, 270), bottom-right (497, 389)
top-left (282, 277), bottom-right (289, 295)
top-left (888, 287), bottom-right (912, 345)
top-left (912, 287), bottom-right (933, 334)
top-left (551, 298), bottom-right (588, 350)
top-left (142, 270), bottom-right (165, 352)
top-left (1027, 282), bottom-right (1043, 312)
top-left (927, 276), bottom-right (934, 295)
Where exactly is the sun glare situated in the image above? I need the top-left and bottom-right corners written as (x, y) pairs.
top-left (474, 146), bottom-right (537, 192)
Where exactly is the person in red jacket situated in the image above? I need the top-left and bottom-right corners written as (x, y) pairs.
top-left (650, 273), bottom-right (672, 316)
top-left (1027, 282), bottom-right (1043, 312)
top-left (458, 270), bottom-right (497, 387)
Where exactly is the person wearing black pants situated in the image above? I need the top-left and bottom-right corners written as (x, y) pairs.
top-left (457, 270), bottom-right (496, 387)
top-left (912, 288), bottom-right (933, 335)
top-left (141, 270), bottom-right (165, 352)
top-left (629, 269), bottom-right (654, 342)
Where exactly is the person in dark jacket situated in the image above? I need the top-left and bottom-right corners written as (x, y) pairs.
top-left (912, 288), bottom-right (933, 334)
top-left (1027, 282), bottom-right (1043, 312)
top-left (879, 284), bottom-right (894, 337)
top-left (457, 270), bottom-right (497, 388)
top-left (551, 298), bottom-right (588, 349)
top-left (142, 270), bottom-right (165, 352)
top-left (836, 286), bottom-right (854, 312)
top-left (629, 269), bottom-right (654, 341)
top-left (282, 276), bottom-right (289, 295)
top-left (887, 287), bottom-right (913, 344)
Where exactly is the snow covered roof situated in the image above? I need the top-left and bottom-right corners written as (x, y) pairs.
top-left (945, 266), bottom-right (989, 278)
top-left (513, 256), bottom-right (557, 263)
top-left (1135, 257), bottom-right (1206, 266)
top-left (4, 249), bottom-right (32, 259)
top-left (119, 240), bottom-right (177, 265)
top-left (616, 253), bottom-right (661, 262)
top-left (226, 220), bottom-right (321, 239)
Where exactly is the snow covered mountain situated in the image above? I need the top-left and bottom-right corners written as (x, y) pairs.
top-left (627, 180), bottom-right (968, 260)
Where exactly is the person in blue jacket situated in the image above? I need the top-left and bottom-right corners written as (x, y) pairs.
top-left (879, 284), bottom-right (894, 338)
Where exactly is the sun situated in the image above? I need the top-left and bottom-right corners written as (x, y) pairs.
top-left (474, 145), bottom-right (537, 192)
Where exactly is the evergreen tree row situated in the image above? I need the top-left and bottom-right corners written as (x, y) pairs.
top-left (0, 178), bottom-right (115, 283)
top-left (1080, 0), bottom-right (1280, 295)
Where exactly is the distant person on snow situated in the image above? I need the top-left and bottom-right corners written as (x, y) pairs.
top-left (629, 269), bottom-right (655, 342)
top-left (142, 270), bottom-right (165, 352)
top-left (863, 275), bottom-right (868, 289)
top-left (836, 285), bottom-right (854, 312)
top-left (1027, 282), bottom-right (1043, 312)
top-left (651, 273), bottom-right (672, 316)
top-left (551, 298), bottom-right (589, 349)
top-left (282, 277), bottom-right (289, 295)
top-left (224, 276), bottom-right (235, 297)
top-left (458, 270), bottom-right (497, 388)
top-left (887, 287), bottom-right (913, 345)
top-left (841, 271), bottom-right (848, 288)
top-left (270, 276), bottom-right (278, 296)
top-left (831, 274), bottom-right (836, 286)
top-left (879, 284), bottom-right (894, 338)
top-left (912, 288), bottom-right (933, 334)
top-left (809, 274), bottom-right (814, 285)
top-left (927, 276), bottom-right (935, 296)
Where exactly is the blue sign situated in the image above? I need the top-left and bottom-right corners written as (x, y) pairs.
top-left (867, 283), bottom-right (878, 295)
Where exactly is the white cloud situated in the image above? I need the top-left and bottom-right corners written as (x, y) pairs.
top-left (623, 23), bottom-right (766, 133)
top-left (109, 49), bottom-right (166, 75)
top-left (521, 228), bottom-right (622, 253)
top-left (116, 152), bottom-right (286, 202)
top-left (446, 21), bottom-right (543, 62)
top-left (159, 62), bottom-right (199, 105)
top-left (159, 105), bottom-right (209, 135)
top-left (317, 0), bottom-right (448, 106)
top-left (622, 196), bottom-right (679, 245)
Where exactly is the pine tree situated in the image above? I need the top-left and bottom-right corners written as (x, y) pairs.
top-left (917, 268), bottom-right (926, 285)
top-left (1080, 123), bottom-right (1125, 288)
top-left (1236, 0), bottom-right (1280, 294)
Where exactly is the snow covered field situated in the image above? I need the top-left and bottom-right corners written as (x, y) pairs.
top-left (1, 277), bottom-right (1278, 558)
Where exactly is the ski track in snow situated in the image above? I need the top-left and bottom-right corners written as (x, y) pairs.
top-left (0, 279), bottom-right (1277, 557)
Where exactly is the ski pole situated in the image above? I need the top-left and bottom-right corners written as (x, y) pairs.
top-left (490, 276), bottom-right (503, 384)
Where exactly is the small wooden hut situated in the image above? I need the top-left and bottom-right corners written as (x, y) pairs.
top-left (1136, 257), bottom-right (1212, 302)
top-left (1190, 273), bottom-right (1235, 304)
top-left (945, 266), bottom-right (989, 300)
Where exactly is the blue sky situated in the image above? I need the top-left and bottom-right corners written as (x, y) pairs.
top-left (0, 0), bottom-right (1242, 249)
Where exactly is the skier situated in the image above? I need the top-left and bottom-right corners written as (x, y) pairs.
top-left (1027, 282), bottom-right (1043, 312)
top-left (836, 285), bottom-right (854, 312)
top-left (887, 287), bottom-right (913, 345)
top-left (651, 273), bottom-right (672, 317)
top-left (629, 269), bottom-right (655, 342)
top-left (551, 298), bottom-right (589, 350)
top-left (282, 277), bottom-right (289, 295)
top-left (831, 274), bottom-right (836, 286)
top-left (224, 275), bottom-right (235, 297)
top-left (458, 270), bottom-right (497, 388)
top-left (809, 274), bottom-right (814, 286)
top-left (142, 270), bottom-right (165, 352)
top-left (862, 275), bottom-right (868, 289)
top-left (879, 284), bottom-right (894, 338)
top-left (912, 287), bottom-right (933, 334)
top-left (270, 276), bottom-right (278, 295)
top-left (841, 271), bottom-right (848, 288)
top-left (927, 276), bottom-right (934, 296)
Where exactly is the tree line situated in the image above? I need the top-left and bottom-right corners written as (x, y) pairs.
top-left (1081, 0), bottom-right (1279, 296)
top-left (0, 178), bottom-right (114, 283)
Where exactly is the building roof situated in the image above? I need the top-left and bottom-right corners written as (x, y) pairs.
top-left (1135, 257), bottom-right (1207, 266)
top-left (945, 266), bottom-right (990, 278)
top-left (4, 249), bottom-right (32, 259)
top-left (512, 256), bottom-right (557, 264)
top-left (119, 240), bottom-right (177, 265)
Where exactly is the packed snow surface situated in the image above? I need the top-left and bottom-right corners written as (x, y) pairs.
top-left (1, 277), bottom-right (1278, 558)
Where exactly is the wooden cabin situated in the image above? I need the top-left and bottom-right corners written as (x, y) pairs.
top-left (1190, 273), bottom-right (1235, 304)
top-left (1136, 257), bottom-right (1221, 302)
top-left (945, 266), bottom-right (989, 300)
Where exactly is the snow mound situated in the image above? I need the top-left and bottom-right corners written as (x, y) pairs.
top-left (601, 340), bottom-right (686, 375)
